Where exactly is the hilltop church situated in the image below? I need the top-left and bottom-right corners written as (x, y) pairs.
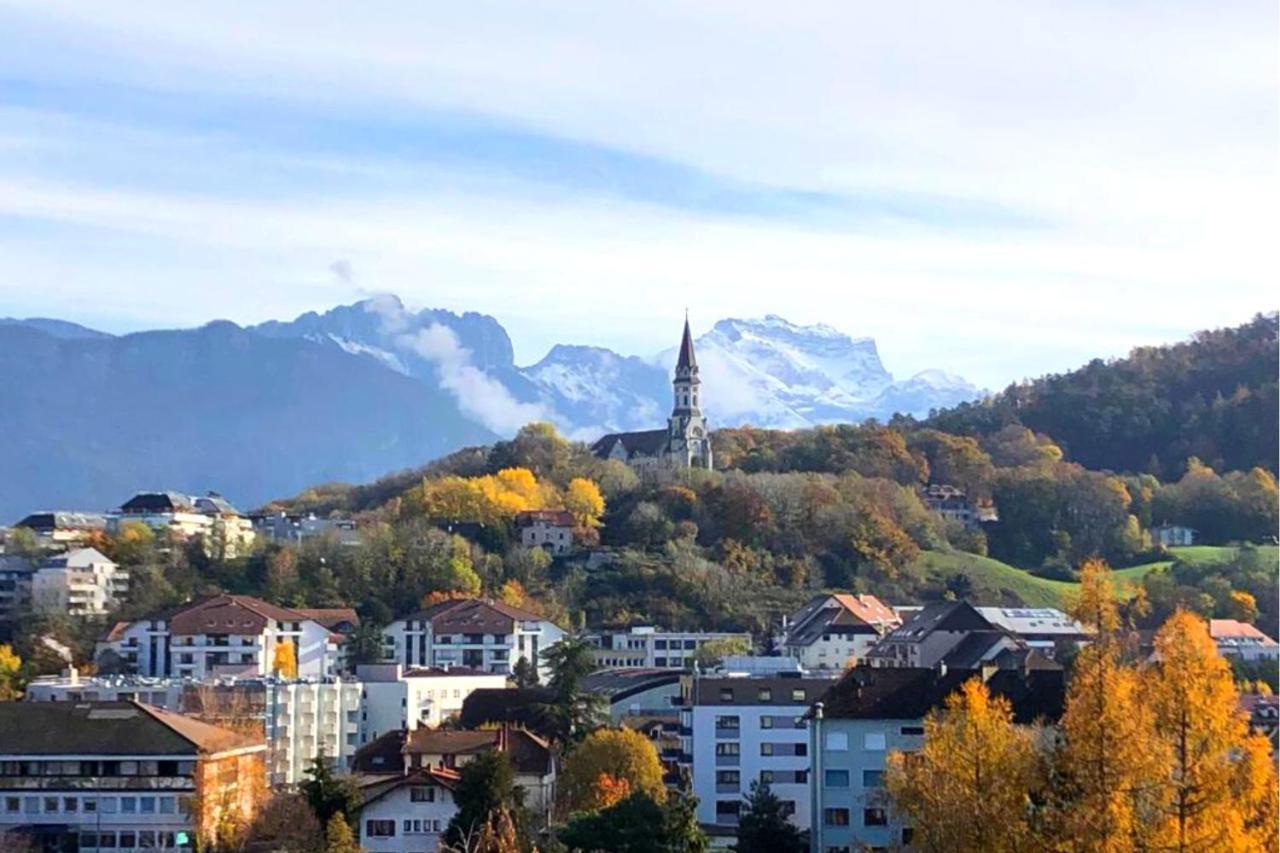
top-left (590, 318), bottom-right (714, 470)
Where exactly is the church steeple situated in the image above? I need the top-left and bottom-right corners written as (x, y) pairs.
top-left (671, 314), bottom-right (700, 416)
top-left (666, 314), bottom-right (711, 469)
top-left (676, 314), bottom-right (698, 375)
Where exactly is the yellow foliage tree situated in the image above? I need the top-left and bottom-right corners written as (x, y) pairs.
top-left (1145, 610), bottom-right (1279, 851)
top-left (564, 478), bottom-right (606, 528)
top-left (559, 727), bottom-right (666, 814)
top-left (272, 642), bottom-right (298, 679)
top-left (0, 644), bottom-right (22, 701)
top-left (884, 678), bottom-right (1043, 853)
top-left (593, 773), bottom-right (633, 809)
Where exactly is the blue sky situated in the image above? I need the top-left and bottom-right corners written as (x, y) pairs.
top-left (0, 1), bottom-right (1275, 386)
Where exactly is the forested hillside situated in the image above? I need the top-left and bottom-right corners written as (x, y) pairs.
top-left (902, 313), bottom-right (1278, 477)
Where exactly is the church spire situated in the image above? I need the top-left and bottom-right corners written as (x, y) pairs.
top-left (676, 314), bottom-right (697, 373)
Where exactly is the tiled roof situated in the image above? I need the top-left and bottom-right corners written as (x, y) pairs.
top-left (1210, 620), bottom-right (1278, 644)
top-left (816, 665), bottom-right (1065, 724)
top-left (403, 598), bottom-right (552, 634)
top-left (358, 767), bottom-right (460, 807)
top-left (0, 701), bottom-right (262, 756)
top-left (407, 726), bottom-right (554, 776)
top-left (515, 510), bottom-right (575, 527)
top-left (119, 491), bottom-right (196, 514)
top-left (167, 594), bottom-right (317, 636)
top-left (294, 608), bottom-right (360, 631)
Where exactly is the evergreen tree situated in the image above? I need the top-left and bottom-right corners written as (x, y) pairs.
top-left (299, 753), bottom-right (361, 826)
top-left (735, 780), bottom-right (805, 853)
top-left (538, 635), bottom-right (606, 742)
top-left (444, 751), bottom-right (524, 848)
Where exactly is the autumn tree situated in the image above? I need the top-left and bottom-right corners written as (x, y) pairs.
top-left (559, 726), bottom-right (666, 813)
top-left (884, 678), bottom-right (1043, 852)
top-left (1145, 611), bottom-right (1279, 851)
top-left (272, 641), bottom-right (298, 679)
top-left (0, 645), bottom-right (22, 701)
top-left (564, 477), bottom-right (606, 528)
top-left (691, 635), bottom-right (752, 670)
top-left (1052, 559), bottom-right (1166, 851)
top-left (324, 812), bottom-right (363, 853)
top-left (246, 791), bottom-right (324, 852)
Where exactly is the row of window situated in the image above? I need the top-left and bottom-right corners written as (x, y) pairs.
top-left (822, 769), bottom-right (883, 788)
top-left (714, 798), bottom-right (794, 819)
top-left (4, 794), bottom-right (182, 816)
top-left (715, 715), bottom-right (803, 731)
top-left (822, 727), bottom-right (923, 753)
top-left (716, 769), bottom-right (810, 785)
top-left (719, 687), bottom-right (809, 703)
top-left (713, 742), bottom-right (808, 757)
top-left (0, 760), bottom-right (193, 777)
top-left (365, 818), bottom-right (442, 837)
top-left (824, 807), bottom-right (887, 827)
top-left (78, 830), bottom-right (192, 850)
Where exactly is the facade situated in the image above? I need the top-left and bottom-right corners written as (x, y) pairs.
top-left (356, 664), bottom-right (510, 743)
top-left (1209, 619), bottom-right (1280, 662)
top-left (0, 700), bottom-right (266, 853)
top-left (781, 594), bottom-right (901, 672)
top-left (357, 769), bottom-right (459, 853)
top-left (864, 601), bottom-right (1023, 670)
top-left (590, 318), bottom-right (714, 471)
top-left (975, 607), bottom-right (1091, 655)
top-left (515, 510), bottom-right (576, 555)
top-left (32, 547), bottom-right (128, 616)
top-left (382, 598), bottom-right (566, 679)
top-left (589, 626), bottom-right (753, 670)
top-left (918, 485), bottom-right (996, 530)
top-left (808, 664), bottom-right (1065, 853)
top-left (97, 595), bottom-right (349, 679)
top-left (680, 674), bottom-right (835, 834)
top-left (1151, 524), bottom-right (1196, 547)
top-left (0, 555), bottom-right (34, 622)
top-left (251, 512), bottom-right (361, 546)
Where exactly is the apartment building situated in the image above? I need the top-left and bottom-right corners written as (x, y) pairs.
top-left (780, 594), bottom-right (900, 672)
top-left (0, 555), bottom-right (33, 622)
top-left (382, 598), bottom-right (565, 679)
top-left (32, 547), bottom-right (128, 616)
top-left (0, 701), bottom-right (265, 852)
top-left (356, 664), bottom-right (510, 743)
top-left (864, 601), bottom-right (1024, 670)
top-left (12, 510), bottom-right (110, 545)
top-left (1209, 619), bottom-right (1280, 662)
top-left (590, 626), bottom-right (754, 670)
top-left (679, 670), bottom-right (835, 835)
top-left (97, 595), bottom-right (352, 679)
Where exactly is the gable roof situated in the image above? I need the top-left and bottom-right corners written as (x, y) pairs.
top-left (403, 598), bottom-right (551, 634)
top-left (0, 701), bottom-right (262, 756)
top-left (879, 600), bottom-right (994, 642)
top-left (1210, 619), bottom-right (1278, 644)
top-left (295, 608), bottom-right (360, 632)
top-left (515, 509), bottom-right (575, 527)
top-left (120, 491), bottom-right (196, 514)
top-left (358, 767), bottom-right (460, 807)
top-left (816, 665), bottom-right (1065, 724)
top-left (166, 594), bottom-right (319, 636)
top-left (15, 511), bottom-right (110, 532)
top-left (787, 593), bottom-right (900, 647)
top-left (40, 547), bottom-right (115, 570)
top-left (407, 726), bottom-right (553, 776)
top-left (590, 429), bottom-right (669, 460)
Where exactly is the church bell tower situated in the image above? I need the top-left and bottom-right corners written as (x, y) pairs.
top-left (667, 315), bottom-right (712, 468)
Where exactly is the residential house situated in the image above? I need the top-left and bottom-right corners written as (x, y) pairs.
top-left (32, 547), bottom-right (128, 616)
top-left (863, 601), bottom-right (1024, 670)
top-left (0, 555), bottom-right (34, 622)
top-left (1240, 693), bottom-right (1279, 750)
top-left (515, 510), bottom-right (576, 555)
top-left (0, 701), bottom-right (266, 852)
top-left (808, 663), bottom-right (1065, 853)
top-left (975, 607), bottom-right (1091, 657)
top-left (382, 599), bottom-right (566, 679)
top-left (356, 664), bottom-right (510, 743)
top-left (1151, 524), bottom-right (1196, 547)
top-left (680, 672), bottom-right (836, 835)
top-left (919, 485), bottom-right (996, 530)
top-left (589, 626), bottom-right (754, 670)
top-left (781, 594), bottom-right (901, 672)
top-left (1209, 619), bottom-right (1280, 662)
top-left (357, 767), bottom-right (460, 853)
top-left (12, 510), bottom-right (110, 545)
top-left (353, 725), bottom-right (556, 825)
top-left (96, 595), bottom-right (351, 679)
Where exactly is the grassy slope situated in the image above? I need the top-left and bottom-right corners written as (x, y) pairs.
top-left (913, 546), bottom-right (1275, 609)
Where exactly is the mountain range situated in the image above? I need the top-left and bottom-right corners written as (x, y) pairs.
top-left (0, 297), bottom-right (981, 519)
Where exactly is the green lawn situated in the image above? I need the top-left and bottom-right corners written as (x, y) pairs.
top-left (913, 545), bottom-right (1275, 610)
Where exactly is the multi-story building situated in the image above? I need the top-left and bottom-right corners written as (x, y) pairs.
top-left (864, 600), bottom-right (1024, 670)
top-left (24, 671), bottom-right (364, 787)
top-left (111, 491), bottom-right (255, 557)
top-left (975, 607), bottom-right (1090, 656)
top-left (0, 555), bottom-right (34, 622)
top-left (382, 599), bottom-right (566, 679)
top-left (0, 700), bottom-right (266, 852)
top-left (780, 594), bottom-right (900, 672)
top-left (1209, 619), bottom-right (1280, 662)
top-left (589, 626), bottom-right (754, 670)
top-left (251, 512), bottom-right (361, 546)
top-left (581, 668), bottom-right (684, 722)
top-left (97, 595), bottom-right (352, 679)
top-left (12, 510), bottom-right (110, 545)
top-left (808, 663), bottom-right (1065, 853)
top-left (31, 547), bottom-right (128, 616)
top-left (356, 664), bottom-right (510, 743)
top-left (680, 670), bottom-right (836, 835)
top-left (515, 510), bottom-right (576, 555)
top-left (357, 767), bottom-right (460, 853)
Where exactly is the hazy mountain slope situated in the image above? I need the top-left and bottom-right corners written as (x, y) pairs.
top-left (0, 322), bottom-right (495, 520)
top-left (0, 317), bottom-right (114, 340)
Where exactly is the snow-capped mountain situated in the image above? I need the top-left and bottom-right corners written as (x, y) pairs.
top-left (519, 344), bottom-right (670, 438)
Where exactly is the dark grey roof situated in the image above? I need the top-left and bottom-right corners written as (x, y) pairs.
top-left (582, 669), bottom-right (682, 703)
top-left (120, 491), bottom-right (196, 514)
top-left (590, 429), bottom-right (668, 459)
top-left (816, 665), bottom-right (1065, 723)
top-left (0, 701), bottom-right (260, 755)
top-left (881, 600), bottom-right (993, 642)
top-left (938, 631), bottom-right (1018, 669)
top-left (194, 492), bottom-right (241, 516)
top-left (14, 511), bottom-right (109, 531)
top-left (691, 676), bottom-right (834, 707)
top-left (676, 317), bottom-right (697, 372)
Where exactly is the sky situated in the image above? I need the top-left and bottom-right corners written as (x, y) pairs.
top-left (0, 1), bottom-right (1275, 388)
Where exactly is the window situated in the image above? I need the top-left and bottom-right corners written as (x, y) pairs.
top-left (863, 769), bottom-right (884, 788)
top-left (410, 786), bottom-right (436, 803)
top-left (791, 688), bottom-right (806, 702)
top-left (719, 688), bottom-right (735, 703)
top-left (826, 847), bottom-right (852, 853)
top-left (760, 743), bottom-right (774, 756)
top-left (683, 640), bottom-right (697, 650)
top-left (83, 798), bottom-right (97, 813)
top-left (715, 742), bottom-right (740, 756)
top-left (44, 797), bottom-right (58, 813)
top-left (121, 796), bottom-right (137, 814)
top-left (159, 797), bottom-right (176, 814)
top-left (716, 715), bottom-right (740, 730)
top-left (4, 797), bottom-right (18, 813)
top-left (864, 808), bottom-right (888, 826)
top-left (864, 732), bottom-right (887, 751)
top-left (824, 769), bottom-right (850, 787)
top-left (796, 769), bottom-right (809, 783)
top-left (139, 795), bottom-right (156, 813)
top-left (101, 797), bottom-right (118, 814)
top-left (654, 640), bottom-right (668, 650)
top-left (759, 770), bottom-right (774, 784)
top-left (825, 732), bottom-right (848, 751)
top-left (902, 828), bottom-right (916, 845)
top-left (715, 800), bottom-right (741, 821)
top-left (757, 687), bottom-right (772, 702)
top-left (63, 796), bottom-right (78, 813)
top-left (796, 743), bottom-right (807, 757)
top-left (139, 831), bottom-right (157, 848)
top-left (23, 797), bottom-right (37, 814)
top-left (900, 725), bottom-right (925, 736)
top-left (824, 808), bottom-right (851, 826)
top-left (98, 832), bottom-right (118, 849)
top-left (119, 832), bottom-right (137, 849)
top-left (80, 833), bottom-right (99, 849)
top-left (366, 820), bottom-right (396, 837)
top-left (654, 657), bottom-right (667, 667)
top-left (760, 716), bottom-right (774, 729)
top-left (716, 770), bottom-right (740, 785)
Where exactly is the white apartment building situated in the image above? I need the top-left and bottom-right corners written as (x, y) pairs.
top-left (111, 491), bottom-right (255, 557)
top-left (591, 626), bottom-right (754, 670)
top-left (357, 665), bottom-right (509, 744)
top-left (680, 673), bottom-right (835, 835)
top-left (780, 594), bottom-right (900, 672)
top-left (383, 599), bottom-right (565, 680)
top-left (32, 548), bottom-right (128, 616)
top-left (97, 595), bottom-right (349, 679)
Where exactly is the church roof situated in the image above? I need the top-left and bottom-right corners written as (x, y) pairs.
top-left (676, 317), bottom-right (697, 371)
top-left (590, 429), bottom-right (669, 459)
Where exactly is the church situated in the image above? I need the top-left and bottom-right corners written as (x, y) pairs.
top-left (590, 317), bottom-right (714, 470)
